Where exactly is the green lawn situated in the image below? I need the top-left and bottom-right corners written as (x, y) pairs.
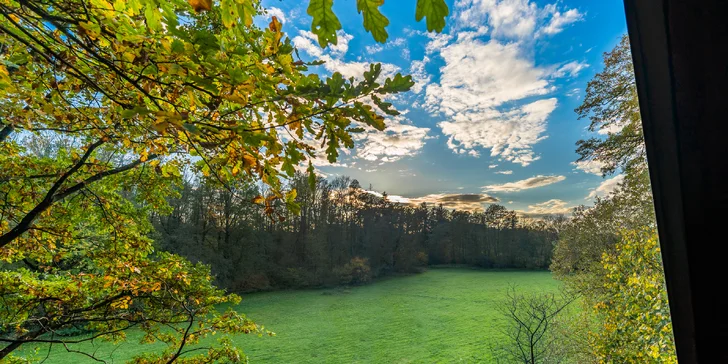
top-left (18, 269), bottom-right (561, 363)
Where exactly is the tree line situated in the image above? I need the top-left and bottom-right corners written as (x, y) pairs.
top-left (154, 173), bottom-right (561, 292)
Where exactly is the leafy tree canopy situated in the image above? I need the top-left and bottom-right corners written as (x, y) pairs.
top-left (0, 0), bottom-right (433, 361)
top-left (575, 35), bottom-right (646, 176)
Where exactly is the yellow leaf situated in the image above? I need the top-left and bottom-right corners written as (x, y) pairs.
top-left (188, 0), bottom-right (212, 12)
top-left (269, 16), bottom-right (282, 33)
top-left (152, 120), bottom-right (168, 133)
top-left (242, 153), bottom-right (256, 167)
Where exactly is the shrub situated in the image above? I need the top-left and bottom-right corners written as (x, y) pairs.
top-left (590, 228), bottom-right (676, 363)
top-left (231, 273), bottom-right (271, 292)
top-left (334, 257), bottom-right (372, 285)
top-left (415, 251), bottom-right (428, 267)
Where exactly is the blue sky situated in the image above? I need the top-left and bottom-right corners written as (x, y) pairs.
top-left (260, 0), bottom-right (629, 217)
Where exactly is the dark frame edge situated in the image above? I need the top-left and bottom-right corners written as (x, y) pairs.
top-left (621, 0), bottom-right (697, 362)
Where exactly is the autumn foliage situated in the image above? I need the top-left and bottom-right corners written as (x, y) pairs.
top-left (0, 0), bottom-right (416, 361)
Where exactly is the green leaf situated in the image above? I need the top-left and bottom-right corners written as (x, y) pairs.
top-left (182, 123), bottom-right (200, 134)
top-left (356, 0), bottom-right (389, 43)
top-left (379, 73), bottom-right (415, 94)
top-left (282, 158), bottom-right (295, 177)
top-left (307, 0), bottom-right (341, 48)
top-left (239, 0), bottom-right (256, 27)
top-left (355, 102), bottom-right (385, 131)
top-left (144, 3), bottom-right (163, 31)
top-left (415, 0), bottom-right (449, 33)
top-left (307, 162), bottom-right (316, 189)
top-left (363, 63), bottom-right (382, 85)
top-left (326, 72), bottom-right (345, 95)
top-left (371, 94), bottom-right (399, 116)
top-left (170, 39), bottom-right (186, 54)
top-left (220, 0), bottom-right (238, 28)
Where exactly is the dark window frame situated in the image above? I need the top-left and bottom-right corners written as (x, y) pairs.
top-left (624, 0), bottom-right (728, 362)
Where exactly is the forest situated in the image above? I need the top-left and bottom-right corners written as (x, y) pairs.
top-left (155, 174), bottom-right (559, 292)
top-left (0, 0), bottom-right (676, 362)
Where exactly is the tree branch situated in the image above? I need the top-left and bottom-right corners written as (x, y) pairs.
top-left (0, 138), bottom-right (105, 248)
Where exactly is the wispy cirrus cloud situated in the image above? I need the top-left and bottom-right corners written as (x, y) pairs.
top-left (483, 175), bottom-right (566, 192)
top-left (552, 61), bottom-right (589, 78)
top-left (541, 7), bottom-right (584, 36)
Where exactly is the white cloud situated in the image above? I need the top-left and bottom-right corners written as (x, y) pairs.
top-left (518, 199), bottom-right (572, 217)
top-left (354, 115), bottom-right (431, 163)
top-left (266, 7), bottom-right (286, 24)
top-left (364, 192), bottom-right (498, 212)
top-left (455, 0), bottom-right (539, 39)
top-left (292, 31), bottom-right (323, 58)
top-left (597, 121), bottom-right (627, 135)
top-left (456, 26), bottom-right (490, 41)
top-left (425, 39), bottom-right (557, 165)
top-left (329, 31), bottom-right (354, 56)
top-left (318, 55), bottom-right (400, 81)
top-left (410, 57), bottom-right (431, 94)
top-left (496, 170), bottom-right (513, 175)
top-left (365, 44), bottom-right (384, 54)
top-left (489, 164), bottom-right (499, 169)
top-left (454, 0), bottom-right (582, 40)
top-left (483, 175), bottom-right (566, 192)
top-left (553, 61), bottom-right (589, 78)
top-left (410, 193), bottom-right (500, 212)
top-left (438, 98), bottom-right (557, 166)
top-left (425, 33), bottom-right (453, 54)
top-left (586, 174), bottom-right (625, 200)
top-left (366, 37), bottom-right (406, 55)
top-left (293, 30), bottom-right (400, 82)
top-left (541, 8), bottom-right (584, 35)
top-left (427, 40), bottom-right (550, 113)
top-left (566, 88), bottom-right (581, 98)
top-left (571, 160), bottom-right (606, 175)
top-left (402, 48), bottom-right (411, 61)
top-left (391, 37), bottom-right (407, 47)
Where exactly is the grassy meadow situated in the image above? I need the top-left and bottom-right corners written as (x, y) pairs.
top-left (19, 269), bottom-right (561, 363)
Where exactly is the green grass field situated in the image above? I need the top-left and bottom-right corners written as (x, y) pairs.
top-left (18, 269), bottom-right (561, 363)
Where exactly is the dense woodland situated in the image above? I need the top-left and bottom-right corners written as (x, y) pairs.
top-left (154, 174), bottom-right (559, 292)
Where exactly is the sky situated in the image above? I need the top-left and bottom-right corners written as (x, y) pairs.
top-left (259, 0), bottom-right (630, 217)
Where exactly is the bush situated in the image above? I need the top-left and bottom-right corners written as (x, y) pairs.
top-left (231, 273), bottom-right (271, 292)
top-left (267, 267), bottom-right (318, 288)
top-left (590, 228), bottom-right (676, 363)
top-left (334, 257), bottom-right (372, 285)
top-left (415, 251), bottom-right (428, 267)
